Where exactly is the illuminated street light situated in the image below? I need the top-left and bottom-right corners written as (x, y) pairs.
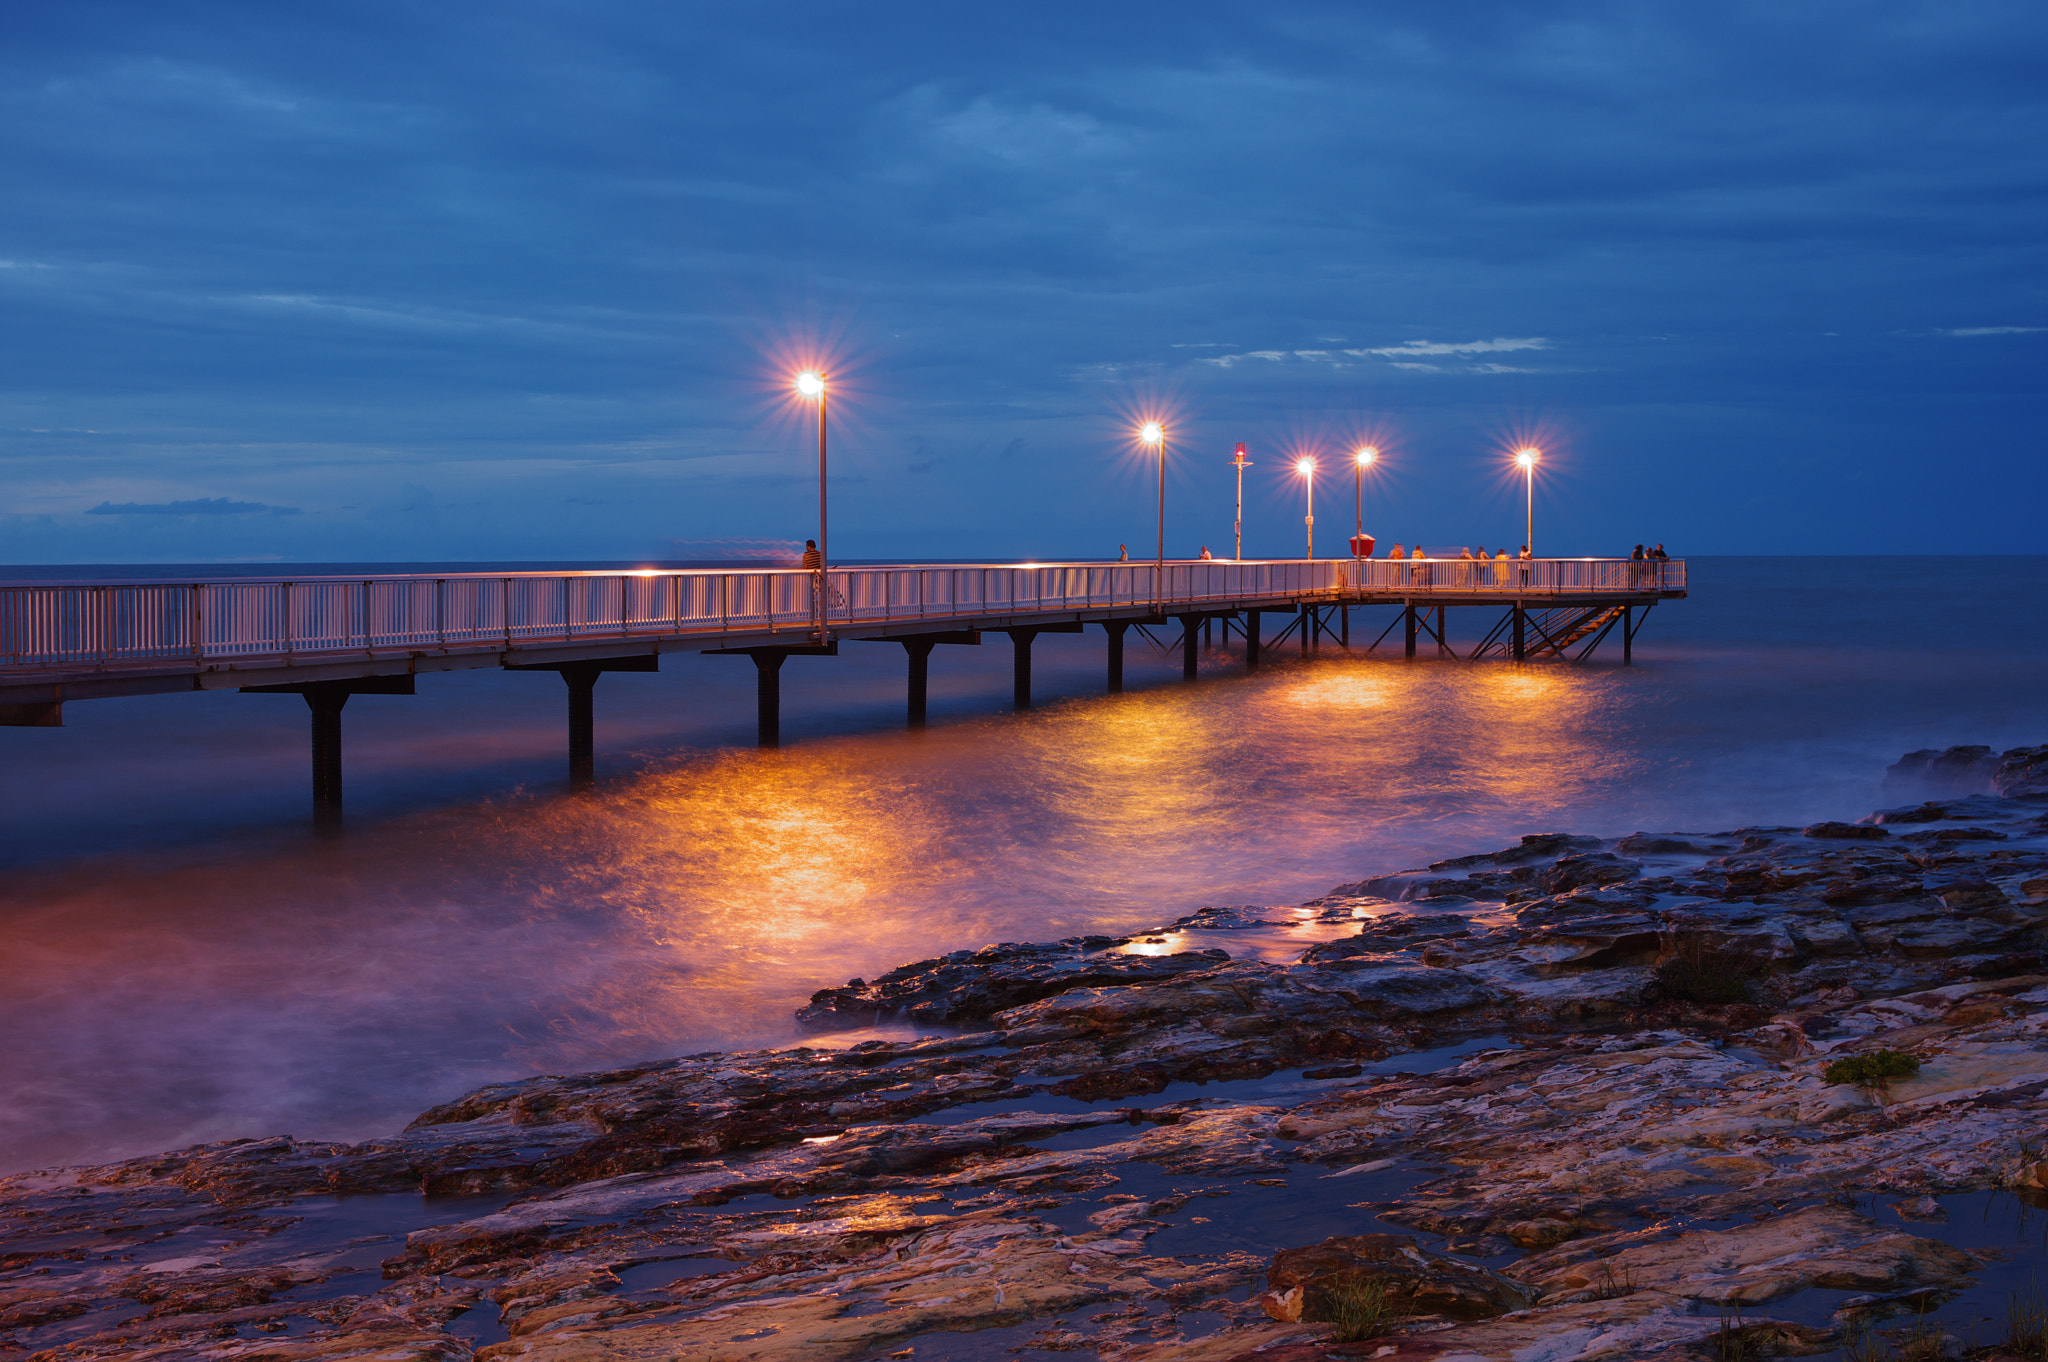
top-left (1294, 456), bottom-right (1317, 559)
top-left (1139, 422), bottom-right (1166, 601)
top-left (1514, 447), bottom-right (1539, 556)
top-left (1353, 447), bottom-right (1377, 557)
top-left (797, 371), bottom-right (828, 629)
top-left (1230, 442), bottom-right (1252, 560)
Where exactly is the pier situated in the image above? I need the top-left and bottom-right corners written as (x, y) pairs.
top-left (0, 557), bottom-right (1684, 823)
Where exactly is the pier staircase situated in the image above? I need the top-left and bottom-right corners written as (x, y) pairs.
top-left (1470, 604), bottom-right (1628, 662)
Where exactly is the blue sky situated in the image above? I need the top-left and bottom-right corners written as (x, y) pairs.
top-left (2, 0), bottom-right (2043, 562)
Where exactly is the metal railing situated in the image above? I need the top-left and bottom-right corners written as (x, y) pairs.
top-left (0, 558), bottom-right (1679, 669)
top-left (1346, 557), bottom-right (1686, 594)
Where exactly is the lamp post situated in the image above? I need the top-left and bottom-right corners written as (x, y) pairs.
top-left (1514, 447), bottom-right (1539, 556)
top-left (797, 371), bottom-right (827, 626)
top-left (1353, 447), bottom-right (1376, 554)
top-left (1294, 456), bottom-right (1316, 559)
top-left (1141, 422), bottom-right (1166, 602)
top-left (1230, 442), bottom-right (1251, 560)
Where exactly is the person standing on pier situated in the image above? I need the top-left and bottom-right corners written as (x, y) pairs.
top-left (1495, 548), bottom-right (1511, 586)
top-left (1518, 544), bottom-right (1532, 587)
top-left (1118, 544), bottom-right (1129, 562)
top-left (803, 538), bottom-right (824, 628)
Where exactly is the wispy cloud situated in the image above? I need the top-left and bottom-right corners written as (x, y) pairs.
top-left (1940, 326), bottom-right (2045, 337)
top-left (87, 498), bottom-right (300, 516)
top-left (1351, 337), bottom-right (1551, 358)
top-left (1197, 349), bottom-right (1290, 368)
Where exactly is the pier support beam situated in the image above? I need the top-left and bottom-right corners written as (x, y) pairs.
top-left (902, 640), bottom-right (935, 726)
top-left (1178, 615), bottom-right (1201, 679)
top-left (1437, 606), bottom-right (1448, 659)
top-left (507, 655), bottom-right (659, 789)
top-left (1245, 611), bottom-right (1261, 671)
top-left (753, 652), bottom-right (785, 747)
top-left (1002, 623), bottom-right (1083, 710)
top-left (1512, 604), bottom-right (1526, 662)
top-left (850, 631), bottom-right (979, 729)
top-left (1620, 604), bottom-right (1653, 666)
top-left (1007, 629), bottom-right (1036, 710)
top-left (243, 675), bottom-right (416, 832)
top-left (1340, 607), bottom-right (1349, 648)
top-left (707, 644), bottom-right (836, 749)
top-left (1404, 607), bottom-right (1418, 660)
top-left (1105, 621), bottom-right (1129, 693)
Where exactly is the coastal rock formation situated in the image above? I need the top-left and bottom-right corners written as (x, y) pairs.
top-left (4, 753), bottom-right (2047, 1361)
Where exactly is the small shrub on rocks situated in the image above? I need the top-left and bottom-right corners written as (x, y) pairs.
top-left (1823, 1050), bottom-right (1921, 1088)
top-left (1324, 1280), bottom-right (1394, 1344)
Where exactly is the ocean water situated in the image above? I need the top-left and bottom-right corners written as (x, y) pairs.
top-left (0, 556), bottom-right (2042, 1174)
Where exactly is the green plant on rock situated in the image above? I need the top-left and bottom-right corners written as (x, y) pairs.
top-left (1710, 1304), bottom-right (1757, 1361)
top-left (1323, 1279), bottom-right (1395, 1344)
top-left (1823, 1049), bottom-right (1922, 1089)
top-left (1652, 937), bottom-right (1760, 1006)
top-left (2006, 1277), bottom-right (2048, 1360)
top-left (1588, 1259), bottom-right (1636, 1301)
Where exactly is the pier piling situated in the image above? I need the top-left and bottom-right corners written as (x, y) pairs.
top-left (508, 656), bottom-right (659, 788)
top-left (753, 651), bottom-right (785, 746)
top-left (243, 675), bottom-right (416, 830)
top-left (903, 639), bottom-right (936, 726)
top-left (1105, 621), bottom-right (1128, 693)
top-left (1006, 629), bottom-right (1037, 710)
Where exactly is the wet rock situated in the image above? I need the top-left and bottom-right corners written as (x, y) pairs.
top-left (1992, 744), bottom-right (2048, 798)
top-left (1299, 914), bottom-right (1476, 963)
top-left (1615, 834), bottom-right (1732, 856)
top-left (1886, 745), bottom-right (1999, 796)
top-left (1332, 834), bottom-right (1600, 899)
top-left (1534, 854), bottom-right (1645, 896)
top-left (1296, 962), bottom-right (1500, 1018)
top-left (1805, 821), bottom-right (1890, 840)
top-left (1260, 1233), bottom-right (1533, 1322)
top-left (1512, 1205), bottom-right (1977, 1306)
top-left (795, 942), bottom-right (1232, 1030)
top-left (1872, 801), bottom-right (1954, 824)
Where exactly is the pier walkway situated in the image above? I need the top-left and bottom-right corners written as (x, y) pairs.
top-left (0, 557), bottom-right (1685, 821)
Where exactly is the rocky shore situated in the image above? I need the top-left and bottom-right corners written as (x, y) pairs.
top-left (5, 745), bottom-right (2048, 1362)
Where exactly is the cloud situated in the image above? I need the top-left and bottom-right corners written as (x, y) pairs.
top-left (1353, 337), bottom-right (1552, 358)
top-left (87, 498), bottom-right (299, 516)
top-left (1940, 326), bottom-right (2045, 337)
top-left (1197, 350), bottom-right (1291, 368)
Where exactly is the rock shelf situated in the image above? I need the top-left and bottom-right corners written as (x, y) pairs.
top-left (5, 769), bottom-right (2048, 1361)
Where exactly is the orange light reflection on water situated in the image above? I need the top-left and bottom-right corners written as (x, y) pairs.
top-left (0, 651), bottom-right (1652, 1174)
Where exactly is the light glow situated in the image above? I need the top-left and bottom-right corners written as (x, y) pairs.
top-left (1294, 456), bottom-right (1316, 475)
top-left (1139, 421), bottom-right (1164, 445)
top-left (1515, 447), bottom-right (1539, 469)
top-left (1355, 447), bottom-right (1377, 466)
top-left (796, 371), bottom-right (825, 398)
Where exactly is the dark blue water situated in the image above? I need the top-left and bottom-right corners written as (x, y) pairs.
top-left (0, 557), bottom-right (2041, 1174)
